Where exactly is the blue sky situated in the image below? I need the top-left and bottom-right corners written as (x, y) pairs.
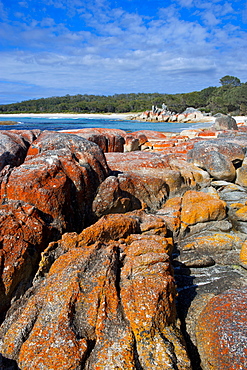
top-left (0, 0), bottom-right (246, 104)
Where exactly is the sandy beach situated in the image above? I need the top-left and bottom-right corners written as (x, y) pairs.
top-left (0, 113), bottom-right (137, 120)
top-left (0, 112), bottom-right (246, 122)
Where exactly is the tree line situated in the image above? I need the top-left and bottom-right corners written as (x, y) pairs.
top-left (1, 76), bottom-right (246, 115)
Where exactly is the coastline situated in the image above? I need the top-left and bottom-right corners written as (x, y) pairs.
top-left (0, 112), bottom-right (137, 120)
top-left (0, 112), bottom-right (246, 122)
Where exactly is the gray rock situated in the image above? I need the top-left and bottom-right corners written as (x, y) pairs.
top-left (213, 114), bottom-right (238, 130)
top-left (236, 165), bottom-right (247, 186)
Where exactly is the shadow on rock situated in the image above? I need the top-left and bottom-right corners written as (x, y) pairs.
top-left (0, 354), bottom-right (20, 370)
top-left (172, 250), bottom-right (202, 370)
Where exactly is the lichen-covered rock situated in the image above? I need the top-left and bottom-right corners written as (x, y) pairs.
top-left (0, 212), bottom-right (191, 370)
top-left (2, 146), bottom-right (109, 232)
top-left (61, 127), bottom-right (126, 152)
top-left (187, 140), bottom-right (244, 180)
top-left (236, 164), bottom-right (247, 186)
top-left (26, 131), bottom-right (109, 179)
top-left (157, 196), bottom-right (182, 234)
top-left (196, 287), bottom-right (247, 370)
top-left (106, 152), bottom-right (210, 195)
top-left (180, 190), bottom-right (226, 227)
top-left (240, 240), bottom-right (247, 268)
top-left (92, 172), bottom-right (168, 216)
top-left (0, 201), bottom-right (51, 319)
top-left (187, 140), bottom-right (244, 164)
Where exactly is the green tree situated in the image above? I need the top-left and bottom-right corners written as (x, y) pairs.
top-left (219, 75), bottom-right (241, 87)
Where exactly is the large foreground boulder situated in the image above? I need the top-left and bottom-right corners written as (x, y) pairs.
top-left (196, 287), bottom-right (247, 369)
top-left (1, 132), bottom-right (109, 232)
top-left (0, 132), bottom-right (110, 319)
top-left (0, 212), bottom-right (191, 370)
top-left (0, 202), bottom-right (51, 319)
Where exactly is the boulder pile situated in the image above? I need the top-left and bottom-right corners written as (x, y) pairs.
top-left (132, 106), bottom-right (213, 123)
top-left (0, 119), bottom-right (247, 369)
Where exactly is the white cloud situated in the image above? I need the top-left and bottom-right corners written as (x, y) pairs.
top-left (0, 0), bottom-right (246, 104)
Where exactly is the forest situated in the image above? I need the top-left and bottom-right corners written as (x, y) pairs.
top-left (1, 76), bottom-right (247, 115)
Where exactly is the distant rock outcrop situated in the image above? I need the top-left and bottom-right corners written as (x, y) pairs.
top-left (133, 105), bottom-right (213, 123)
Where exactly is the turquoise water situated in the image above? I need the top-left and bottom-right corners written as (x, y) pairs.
top-left (0, 115), bottom-right (212, 132)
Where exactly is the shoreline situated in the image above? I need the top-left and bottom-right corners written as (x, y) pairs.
top-left (0, 112), bottom-right (137, 120)
top-left (0, 112), bottom-right (246, 122)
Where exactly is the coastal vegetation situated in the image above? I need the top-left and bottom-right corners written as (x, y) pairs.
top-left (1, 76), bottom-right (246, 115)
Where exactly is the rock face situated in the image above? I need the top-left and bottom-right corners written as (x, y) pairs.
top-left (1, 125), bottom-right (247, 369)
top-left (106, 152), bottom-right (210, 196)
top-left (236, 164), bottom-right (247, 186)
top-left (0, 202), bottom-right (51, 319)
top-left (0, 131), bottom-right (32, 171)
top-left (0, 131), bottom-right (110, 320)
top-left (213, 114), bottom-right (238, 130)
top-left (196, 287), bottom-right (247, 370)
top-left (3, 132), bottom-right (109, 232)
top-left (187, 140), bottom-right (244, 181)
top-left (0, 211), bottom-right (191, 370)
top-left (92, 172), bottom-right (168, 216)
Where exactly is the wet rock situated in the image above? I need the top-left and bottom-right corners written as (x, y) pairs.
top-left (212, 114), bottom-right (238, 130)
top-left (0, 212), bottom-right (191, 369)
top-left (196, 287), bottom-right (247, 370)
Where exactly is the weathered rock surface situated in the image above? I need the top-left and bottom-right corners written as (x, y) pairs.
top-left (0, 131), bottom-right (111, 321)
top-left (61, 127), bottom-right (126, 152)
top-left (0, 211), bottom-right (191, 370)
top-left (1, 126), bottom-right (247, 369)
top-left (240, 240), bottom-right (247, 268)
top-left (187, 140), bottom-right (245, 181)
top-left (213, 114), bottom-right (238, 130)
top-left (180, 190), bottom-right (226, 227)
top-left (0, 201), bottom-right (51, 319)
top-left (0, 132), bottom-right (30, 171)
top-left (106, 152), bottom-right (210, 196)
top-left (236, 164), bottom-right (247, 186)
top-left (196, 287), bottom-right (247, 370)
top-left (2, 132), bottom-right (109, 232)
top-left (92, 172), bottom-right (168, 216)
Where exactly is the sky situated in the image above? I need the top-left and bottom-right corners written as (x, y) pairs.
top-left (0, 0), bottom-right (247, 104)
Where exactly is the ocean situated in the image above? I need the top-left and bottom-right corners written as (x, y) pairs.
top-left (0, 115), bottom-right (213, 132)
